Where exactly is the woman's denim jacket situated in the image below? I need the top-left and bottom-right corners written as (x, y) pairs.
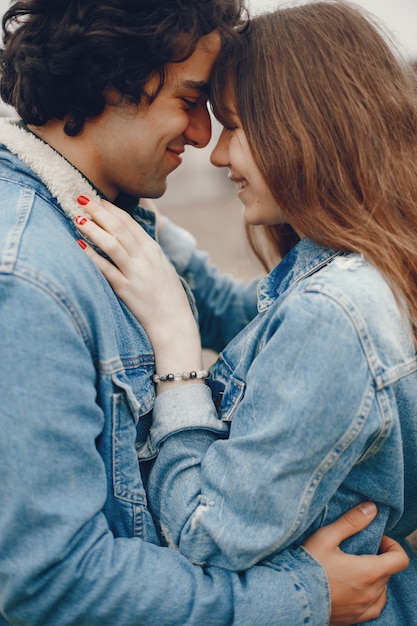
top-left (148, 221), bottom-right (417, 625)
top-left (0, 120), bottom-right (334, 625)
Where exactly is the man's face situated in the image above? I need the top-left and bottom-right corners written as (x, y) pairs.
top-left (85, 32), bottom-right (221, 200)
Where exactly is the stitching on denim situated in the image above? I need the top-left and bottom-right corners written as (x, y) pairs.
top-left (0, 187), bottom-right (34, 272)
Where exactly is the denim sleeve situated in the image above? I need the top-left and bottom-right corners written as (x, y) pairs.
top-left (146, 290), bottom-right (376, 571)
top-left (0, 275), bottom-right (331, 626)
top-left (158, 218), bottom-right (259, 352)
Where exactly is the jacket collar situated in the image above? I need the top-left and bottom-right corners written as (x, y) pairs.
top-left (257, 237), bottom-right (343, 312)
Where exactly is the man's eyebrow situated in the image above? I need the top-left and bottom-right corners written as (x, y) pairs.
top-left (177, 80), bottom-right (210, 95)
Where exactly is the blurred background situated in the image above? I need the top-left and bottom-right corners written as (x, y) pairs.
top-left (0, 0), bottom-right (415, 282)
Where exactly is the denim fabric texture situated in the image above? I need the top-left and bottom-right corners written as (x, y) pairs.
top-left (149, 225), bottom-right (417, 625)
top-left (0, 120), bottom-right (332, 625)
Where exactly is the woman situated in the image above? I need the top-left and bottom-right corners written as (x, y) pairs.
top-left (76, 2), bottom-right (417, 623)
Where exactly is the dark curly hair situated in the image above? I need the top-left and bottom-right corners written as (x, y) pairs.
top-left (0, 0), bottom-right (247, 135)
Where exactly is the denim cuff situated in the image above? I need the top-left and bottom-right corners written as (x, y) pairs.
top-left (138, 384), bottom-right (229, 459)
top-left (273, 546), bottom-right (331, 625)
top-left (233, 547), bottom-right (331, 626)
top-left (157, 219), bottom-right (196, 274)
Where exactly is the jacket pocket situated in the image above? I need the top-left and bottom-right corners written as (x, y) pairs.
top-left (209, 357), bottom-right (246, 422)
top-left (110, 369), bottom-right (159, 541)
top-left (111, 367), bottom-right (154, 502)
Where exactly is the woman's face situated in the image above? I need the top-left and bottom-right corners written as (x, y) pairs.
top-left (210, 102), bottom-right (287, 228)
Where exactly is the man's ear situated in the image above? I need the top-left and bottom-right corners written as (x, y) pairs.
top-left (103, 88), bottom-right (124, 106)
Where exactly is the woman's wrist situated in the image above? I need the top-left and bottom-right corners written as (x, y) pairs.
top-left (152, 368), bottom-right (209, 394)
top-left (150, 323), bottom-right (205, 394)
top-left (152, 369), bottom-right (210, 384)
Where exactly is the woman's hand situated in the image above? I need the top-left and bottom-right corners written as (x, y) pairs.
top-left (304, 502), bottom-right (409, 625)
top-left (75, 196), bottom-right (204, 385)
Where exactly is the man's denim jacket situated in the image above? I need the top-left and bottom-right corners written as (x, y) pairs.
top-left (148, 221), bottom-right (417, 625)
top-left (0, 119), bottom-right (334, 625)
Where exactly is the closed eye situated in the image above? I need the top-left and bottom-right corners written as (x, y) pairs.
top-left (181, 98), bottom-right (198, 109)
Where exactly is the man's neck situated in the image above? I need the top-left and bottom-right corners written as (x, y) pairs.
top-left (27, 119), bottom-right (117, 201)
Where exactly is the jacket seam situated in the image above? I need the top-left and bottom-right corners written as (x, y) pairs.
top-left (0, 268), bottom-right (95, 356)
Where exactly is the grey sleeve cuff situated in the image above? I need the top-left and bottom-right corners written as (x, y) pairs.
top-left (138, 384), bottom-right (229, 459)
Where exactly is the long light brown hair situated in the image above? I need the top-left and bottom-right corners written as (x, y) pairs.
top-left (211, 1), bottom-right (417, 337)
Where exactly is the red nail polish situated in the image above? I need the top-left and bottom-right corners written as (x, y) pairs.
top-left (77, 239), bottom-right (87, 249)
top-left (77, 195), bottom-right (90, 206)
top-left (75, 215), bottom-right (87, 225)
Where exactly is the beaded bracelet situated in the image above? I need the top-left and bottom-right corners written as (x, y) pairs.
top-left (152, 369), bottom-right (210, 384)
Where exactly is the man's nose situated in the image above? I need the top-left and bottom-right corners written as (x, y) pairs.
top-left (184, 103), bottom-right (212, 148)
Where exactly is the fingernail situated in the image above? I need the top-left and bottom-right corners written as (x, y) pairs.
top-left (358, 501), bottom-right (377, 517)
top-left (77, 195), bottom-right (90, 206)
top-left (75, 215), bottom-right (88, 225)
top-left (77, 239), bottom-right (87, 250)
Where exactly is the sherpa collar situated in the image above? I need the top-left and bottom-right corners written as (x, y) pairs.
top-left (0, 117), bottom-right (101, 219)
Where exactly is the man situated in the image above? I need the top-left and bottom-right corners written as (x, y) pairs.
top-left (0, 1), bottom-right (408, 624)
